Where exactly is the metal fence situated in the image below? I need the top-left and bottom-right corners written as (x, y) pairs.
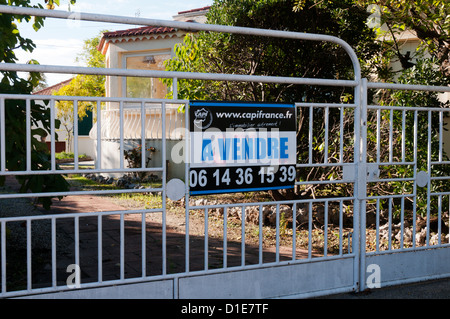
top-left (92, 102), bottom-right (184, 141)
top-left (0, 5), bottom-right (449, 299)
top-left (361, 81), bottom-right (450, 290)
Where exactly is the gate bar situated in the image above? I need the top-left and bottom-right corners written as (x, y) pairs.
top-left (0, 61), bottom-right (356, 88)
top-left (367, 81), bottom-right (450, 93)
top-left (358, 78), bottom-right (369, 291)
top-left (0, 98), bottom-right (4, 172)
top-left (0, 5), bottom-right (361, 87)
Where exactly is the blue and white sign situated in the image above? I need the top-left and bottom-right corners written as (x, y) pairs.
top-left (189, 101), bottom-right (297, 195)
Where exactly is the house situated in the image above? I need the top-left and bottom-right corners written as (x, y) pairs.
top-left (92, 7), bottom-right (210, 179)
top-left (33, 78), bottom-right (95, 157)
top-left (97, 6), bottom-right (210, 102)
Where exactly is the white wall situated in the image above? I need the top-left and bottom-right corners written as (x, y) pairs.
top-left (94, 139), bottom-right (185, 180)
top-left (103, 34), bottom-right (185, 100)
top-left (72, 136), bottom-right (96, 158)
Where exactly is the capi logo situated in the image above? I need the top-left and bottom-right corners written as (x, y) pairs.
top-left (193, 108), bottom-right (213, 130)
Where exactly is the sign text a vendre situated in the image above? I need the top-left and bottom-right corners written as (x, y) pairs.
top-left (189, 101), bottom-right (297, 195)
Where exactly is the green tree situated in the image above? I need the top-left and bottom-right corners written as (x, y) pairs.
top-left (367, 58), bottom-right (450, 218)
top-left (0, 0), bottom-right (75, 209)
top-left (164, 0), bottom-right (381, 200)
top-left (354, 0), bottom-right (450, 80)
top-left (166, 0), bottom-right (380, 104)
top-left (164, 33), bottom-right (209, 101)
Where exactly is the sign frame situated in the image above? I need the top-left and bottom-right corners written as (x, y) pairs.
top-left (188, 101), bottom-right (297, 196)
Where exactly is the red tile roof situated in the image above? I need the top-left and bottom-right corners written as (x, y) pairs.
top-left (102, 26), bottom-right (177, 39)
top-left (177, 6), bottom-right (211, 15)
top-left (98, 6), bottom-right (210, 53)
top-left (102, 6), bottom-right (211, 39)
top-left (33, 78), bottom-right (73, 95)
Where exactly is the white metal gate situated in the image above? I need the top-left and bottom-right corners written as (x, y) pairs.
top-left (360, 80), bottom-right (450, 291)
top-left (0, 5), bottom-right (449, 299)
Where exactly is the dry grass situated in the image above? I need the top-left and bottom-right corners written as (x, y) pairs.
top-left (67, 175), bottom-right (450, 257)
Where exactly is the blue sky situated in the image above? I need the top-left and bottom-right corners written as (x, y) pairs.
top-left (16, 0), bottom-right (212, 85)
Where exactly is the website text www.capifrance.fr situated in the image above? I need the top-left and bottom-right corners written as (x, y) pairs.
top-left (215, 109), bottom-right (293, 121)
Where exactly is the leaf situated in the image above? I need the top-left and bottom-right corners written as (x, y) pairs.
top-left (31, 127), bottom-right (48, 137)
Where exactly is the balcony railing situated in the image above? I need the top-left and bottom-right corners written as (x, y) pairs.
top-left (89, 102), bottom-right (185, 140)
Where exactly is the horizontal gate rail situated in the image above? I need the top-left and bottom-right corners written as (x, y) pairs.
top-left (0, 94), bottom-right (187, 177)
top-left (0, 62), bottom-right (358, 88)
top-left (0, 4), bottom-right (361, 87)
top-left (367, 81), bottom-right (450, 93)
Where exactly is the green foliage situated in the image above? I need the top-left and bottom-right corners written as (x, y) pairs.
top-left (55, 151), bottom-right (89, 160)
top-left (164, 0), bottom-right (381, 201)
top-left (163, 33), bottom-right (209, 102)
top-left (124, 145), bottom-right (156, 179)
top-left (356, 0), bottom-right (450, 79)
top-left (75, 30), bottom-right (106, 69)
top-left (165, 0), bottom-right (449, 212)
top-left (356, 0), bottom-right (450, 217)
top-left (367, 58), bottom-right (450, 217)
top-left (165, 0), bottom-right (380, 104)
top-left (0, 0), bottom-right (74, 209)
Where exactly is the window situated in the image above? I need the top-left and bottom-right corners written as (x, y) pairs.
top-left (124, 52), bottom-right (171, 99)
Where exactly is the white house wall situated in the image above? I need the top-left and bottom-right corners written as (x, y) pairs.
top-left (95, 139), bottom-right (185, 180)
top-left (104, 34), bottom-right (185, 100)
top-left (96, 105), bottom-right (184, 140)
top-left (73, 136), bottom-right (95, 159)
